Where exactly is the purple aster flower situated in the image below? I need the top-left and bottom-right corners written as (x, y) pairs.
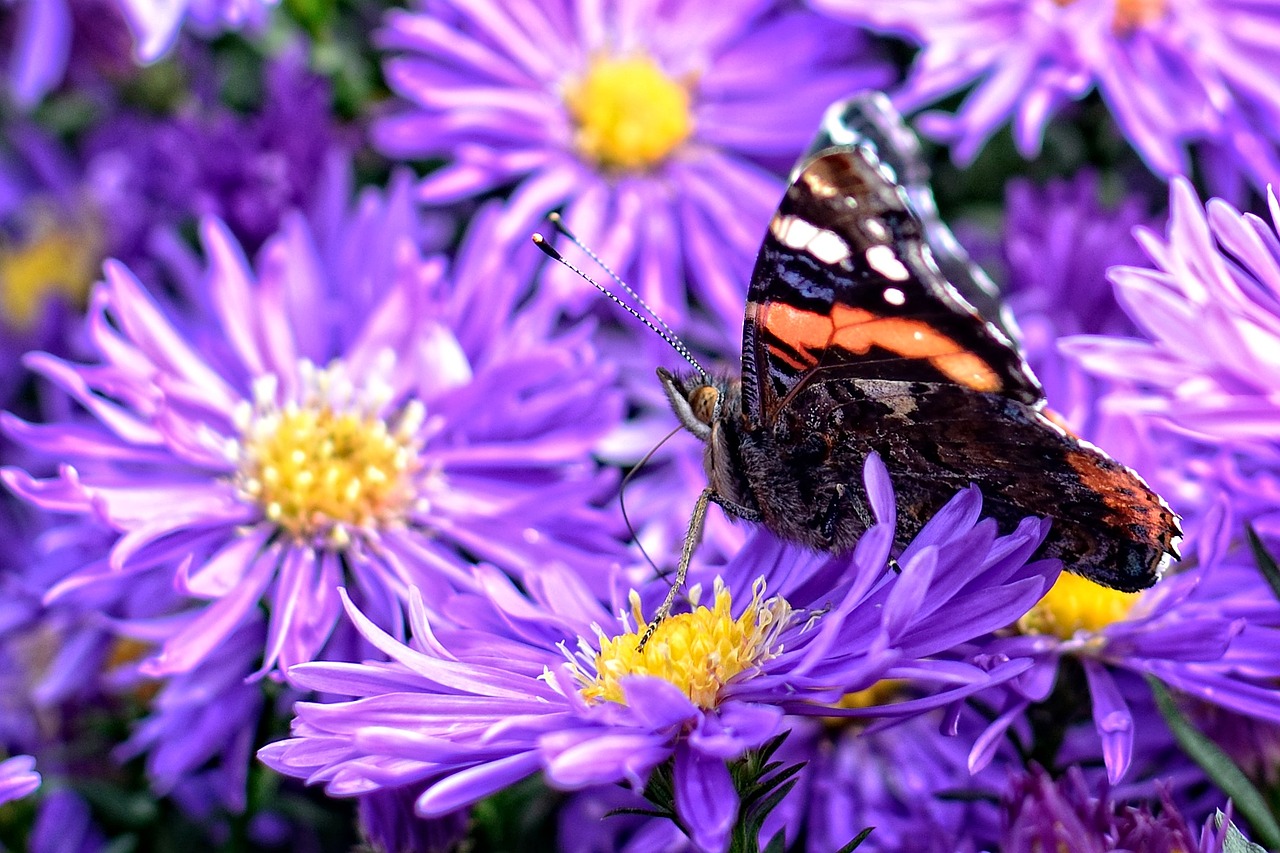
top-left (29, 789), bottom-right (106, 853)
top-left (260, 454), bottom-right (1057, 853)
top-left (0, 754), bottom-right (39, 804)
top-left (83, 49), bottom-right (352, 276)
top-left (2, 0), bottom-right (261, 106)
top-left (2, 0), bottom-right (72, 107)
top-left (0, 125), bottom-right (103, 407)
top-left (817, 0), bottom-right (1280, 189)
top-left (1002, 764), bottom-right (1232, 853)
top-left (995, 172), bottom-right (1151, 426)
top-left (968, 504), bottom-right (1280, 785)
top-left (3, 178), bottom-right (624, 680)
top-left (791, 707), bottom-right (1013, 853)
top-left (374, 0), bottom-right (894, 339)
top-left (111, 618), bottom-right (266, 815)
top-left (1063, 178), bottom-right (1280, 532)
top-left (356, 786), bottom-right (469, 853)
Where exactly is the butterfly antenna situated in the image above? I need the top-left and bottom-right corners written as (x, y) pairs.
top-left (619, 425), bottom-right (685, 581)
top-left (547, 213), bottom-right (690, 352)
top-left (531, 231), bottom-right (709, 380)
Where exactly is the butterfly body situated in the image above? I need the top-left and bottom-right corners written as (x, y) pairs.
top-left (661, 134), bottom-right (1180, 593)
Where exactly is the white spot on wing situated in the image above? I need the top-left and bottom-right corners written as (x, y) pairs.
top-left (883, 287), bottom-right (906, 306)
top-left (807, 229), bottom-right (850, 265)
top-left (865, 244), bottom-right (910, 281)
top-left (770, 214), bottom-right (850, 265)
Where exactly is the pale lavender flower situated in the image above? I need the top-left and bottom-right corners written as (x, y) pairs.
top-left (0, 754), bottom-right (39, 804)
top-left (2, 0), bottom-right (72, 107)
top-left (260, 455), bottom-right (1057, 853)
top-left (374, 0), bottom-right (893, 340)
top-left (3, 183), bottom-right (623, 680)
top-left (817, 0), bottom-right (1280, 189)
top-left (1063, 178), bottom-right (1280, 532)
top-left (114, 0), bottom-right (277, 62)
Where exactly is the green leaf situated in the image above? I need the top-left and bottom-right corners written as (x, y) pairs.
top-left (1217, 810), bottom-right (1269, 853)
top-left (835, 827), bottom-right (875, 853)
top-left (1148, 677), bottom-right (1280, 849)
top-left (762, 830), bottom-right (788, 853)
top-left (1245, 525), bottom-right (1280, 604)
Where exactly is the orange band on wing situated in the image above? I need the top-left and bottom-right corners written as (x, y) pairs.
top-left (760, 301), bottom-right (1003, 392)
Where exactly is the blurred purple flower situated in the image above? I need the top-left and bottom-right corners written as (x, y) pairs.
top-left (817, 0), bottom-right (1280, 189)
top-left (1002, 764), bottom-right (1230, 853)
top-left (2, 0), bottom-right (269, 106)
top-left (0, 753), bottom-right (39, 803)
top-left (83, 51), bottom-right (350, 275)
top-left (115, 0), bottom-right (277, 62)
top-left (3, 179), bottom-right (623, 680)
top-left (357, 786), bottom-right (468, 853)
top-left (1063, 178), bottom-right (1280, 533)
top-left (2, 0), bottom-right (72, 107)
top-left (789, 708), bottom-right (1011, 853)
top-left (260, 455), bottom-right (1056, 853)
top-left (30, 789), bottom-right (106, 853)
top-left (112, 618), bottom-right (266, 814)
top-left (996, 172), bottom-right (1151, 427)
top-left (374, 0), bottom-right (893, 340)
top-left (0, 126), bottom-right (102, 407)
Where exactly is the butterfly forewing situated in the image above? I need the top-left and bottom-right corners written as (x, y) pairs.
top-left (741, 148), bottom-right (1043, 429)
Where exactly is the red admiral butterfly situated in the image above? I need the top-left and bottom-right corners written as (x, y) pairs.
top-left (538, 93), bottom-right (1180, 636)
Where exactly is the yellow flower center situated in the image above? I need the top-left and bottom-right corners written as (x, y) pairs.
top-left (0, 208), bottom-right (101, 330)
top-left (564, 55), bottom-right (692, 171)
top-left (234, 359), bottom-right (425, 549)
top-left (580, 580), bottom-right (790, 709)
top-left (1017, 571), bottom-right (1139, 639)
top-left (1054, 0), bottom-right (1166, 31)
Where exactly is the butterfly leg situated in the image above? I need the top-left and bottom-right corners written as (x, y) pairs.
top-left (709, 493), bottom-right (761, 522)
top-left (637, 487), bottom-right (713, 651)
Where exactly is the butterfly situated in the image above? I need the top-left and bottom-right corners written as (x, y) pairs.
top-left (537, 93), bottom-right (1180, 639)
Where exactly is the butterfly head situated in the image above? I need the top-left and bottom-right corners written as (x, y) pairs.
top-left (657, 367), bottom-right (738, 442)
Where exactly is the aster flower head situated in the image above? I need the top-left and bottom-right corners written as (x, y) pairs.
top-left (3, 178), bottom-right (623, 680)
top-left (817, 0), bottom-right (1280, 190)
top-left (1063, 178), bottom-right (1280, 530)
top-left (374, 0), bottom-right (894, 338)
top-left (970, 508), bottom-right (1280, 785)
top-left (1002, 764), bottom-right (1233, 853)
top-left (260, 454), bottom-right (1058, 853)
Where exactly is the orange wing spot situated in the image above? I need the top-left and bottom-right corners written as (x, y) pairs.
top-left (768, 342), bottom-right (812, 371)
top-left (760, 301), bottom-right (1003, 391)
top-left (929, 352), bottom-right (1002, 392)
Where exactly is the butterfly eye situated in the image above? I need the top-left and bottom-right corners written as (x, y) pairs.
top-left (689, 385), bottom-right (720, 425)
